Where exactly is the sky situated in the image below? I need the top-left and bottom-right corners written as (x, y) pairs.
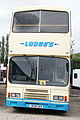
top-left (0, 0), bottom-right (80, 53)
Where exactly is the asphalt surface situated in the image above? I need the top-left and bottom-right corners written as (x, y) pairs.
top-left (0, 84), bottom-right (80, 120)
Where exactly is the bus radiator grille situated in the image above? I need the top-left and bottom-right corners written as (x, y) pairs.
top-left (24, 89), bottom-right (49, 100)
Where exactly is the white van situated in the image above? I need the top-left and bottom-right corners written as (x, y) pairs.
top-left (72, 69), bottom-right (80, 88)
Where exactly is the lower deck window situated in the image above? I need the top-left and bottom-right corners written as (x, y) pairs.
top-left (9, 56), bottom-right (69, 86)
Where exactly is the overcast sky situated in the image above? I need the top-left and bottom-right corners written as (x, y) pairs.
top-left (0, 0), bottom-right (80, 53)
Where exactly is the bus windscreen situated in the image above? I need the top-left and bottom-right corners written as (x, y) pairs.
top-left (9, 56), bottom-right (69, 86)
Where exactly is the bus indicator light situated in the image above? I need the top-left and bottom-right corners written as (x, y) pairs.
top-left (8, 92), bottom-right (10, 98)
top-left (64, 96), bottom-right (67, 101)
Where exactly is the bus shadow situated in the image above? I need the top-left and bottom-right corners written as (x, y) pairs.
top-left (12, 108), bottom-right (68, 117)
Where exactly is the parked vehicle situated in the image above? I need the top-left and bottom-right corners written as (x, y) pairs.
top-left (72, 69), bottom-right (80, 88)
top-left (6, 6), bottom-right (71, 112)
top-left (0, 64), bottom-right (6, 84)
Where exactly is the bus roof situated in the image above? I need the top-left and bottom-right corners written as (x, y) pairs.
top-left (13, 6), bottom-right (70, 13)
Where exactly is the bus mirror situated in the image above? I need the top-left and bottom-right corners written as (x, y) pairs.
top-left (71, 60), bottom-right (75, 69)
top-left (70, 55), bottom-right (72, 59)
top-left (4, 58), bottom-right (8, 67)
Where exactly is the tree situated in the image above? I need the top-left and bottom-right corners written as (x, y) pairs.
top-left (0, 41), bottom-right (1, 61)
top-left (71, 39), bottom-right (75, 55)
top-left (72, 53), bottom-right (80, 69)
top-left (1, 36), bottom-right (5, 63)
top-left (0, 34), bottom-right (9, 63)
top-left (5, 34), bottom-right (9, 59)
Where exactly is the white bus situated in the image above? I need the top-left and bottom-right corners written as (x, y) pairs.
top-left (6, 7), bottom-right (71, 112)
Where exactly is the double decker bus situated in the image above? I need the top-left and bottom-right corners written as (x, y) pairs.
top-left (6, 7), bottom-right (71, 111)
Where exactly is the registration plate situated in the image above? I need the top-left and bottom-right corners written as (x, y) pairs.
top-left (30, 104), bottom-right (43, 108)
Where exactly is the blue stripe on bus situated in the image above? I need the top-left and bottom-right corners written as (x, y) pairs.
top-left (6, 97), bottom-right (69, 103)
top-left (6, 98), bottom-right (69, 111)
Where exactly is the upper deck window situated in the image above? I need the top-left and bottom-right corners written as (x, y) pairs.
top-left (13, 10), bottom-right (69, 33)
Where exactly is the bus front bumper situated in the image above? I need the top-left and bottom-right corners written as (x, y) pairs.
top-left (6, 98), bottom-right (69, 111)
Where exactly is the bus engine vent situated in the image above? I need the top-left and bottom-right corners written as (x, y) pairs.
top-left (24, 89), bottom-right (49, 100)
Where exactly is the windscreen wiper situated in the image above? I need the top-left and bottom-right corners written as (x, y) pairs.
top-left (24, 56), bottom-right (36, 80)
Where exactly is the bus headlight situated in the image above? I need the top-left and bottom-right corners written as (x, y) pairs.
top-left (53, 96), bottom-right (64, 101)
top-left (11, 93), bottom-right (20, 98)
top-left (58, 96), bottom-right (64, 101)
top-left (16, 93), bottom-right (20, 98)
top-left (11, 93), bottom-right (16, 97)
top-left (53, 96), bottom-right (58, 100)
